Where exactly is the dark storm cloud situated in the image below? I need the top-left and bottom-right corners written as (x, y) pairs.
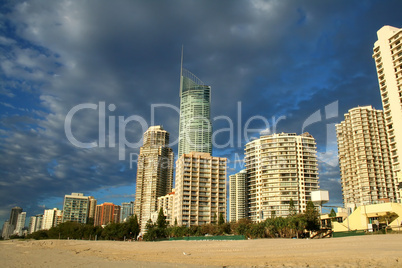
top-left (0, 0), bottom-right (401, 223)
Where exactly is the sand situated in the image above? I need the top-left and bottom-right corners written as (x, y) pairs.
top-left (1, 234), bottom-right (402, 267)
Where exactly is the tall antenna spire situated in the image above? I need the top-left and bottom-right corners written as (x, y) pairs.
top-left (180, 45), bottom-right (183, 75)
top-left (180, 45), bottom-right (183, 97)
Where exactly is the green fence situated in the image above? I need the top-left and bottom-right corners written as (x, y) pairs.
top-left (169, 235), bottom-right (246, 241)
top-left (332, 230), bottom-right (366, 238)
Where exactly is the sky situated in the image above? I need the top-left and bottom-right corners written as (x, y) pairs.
top-left (0, 0), bottom-right (401, 226)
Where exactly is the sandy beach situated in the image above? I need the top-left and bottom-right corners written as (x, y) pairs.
top-left (1, 234), bottom-right (402, 267)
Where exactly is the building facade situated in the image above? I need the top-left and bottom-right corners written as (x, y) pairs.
top-left (134, 126), bottom-right (174, 231)
top-left (373, 25), bottom-right (402, 202)
top-left (1, 221), bottom-right (12, 239)
top-left (157, 190), bottom-right (175, 226)
top-left (8, 206), bottom-right (22, 233)
top-left (174, 152), bottom-right (227, 226)
top-left (94, 203), bottom-right (121, 226)
top-left (398, 172), bottom-right (402, 203)
top-left (178, 65), bottom-right (212, 157)
top-left (331, 202), bottom-right (402, 232)
top-left (88, 196), bottom-right (97, 220)
top-left (245, 133), bottom-right (319, 222)
top-left (336, 106), bottom-right (396, 209)
top-left (120, 201), bottom-right (135, 222)
top-left (62, 193), bottom-right (90, 224)
top-left (41, 208), bottom-right (62, 230)
top-left (229, 170), bottom-right (247, 222)
top-left (28, 214), bottom-right (43, 234)
top-left (28, 215), bottom-right (39, 234)
top-left (14, 212), bottom-right (26, 236)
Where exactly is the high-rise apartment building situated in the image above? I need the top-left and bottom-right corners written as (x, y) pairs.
top-left (14, 212), bottom-right (26, 236)
top-left (28, 214), bottom-right (43, 234)
top-left (178, 61), bottom-right (212, 157)
top-left (134, 126), bottom-right (174, 231)
top-left (120, 201), bottom-right (135, 222)
top-left (373, 25), bottom-right (402, 202)
top-left (88, 196), bottom-right (97, 220)
top-left (41, 208), bottom-right (62, 230)
top-left (174, 152), bottom-right (227, 226)
top-left (229, 170), bottom-right (247, 222)
top-left (1, 220), bottom-right (12, 239)
top-left (62, 193), bottom-right (90, 224)
top-left (336, 106), bottom-right (396, 209)
top-left (245, 133), bottom-right (319, 222)
top-left (28, 216), bottom-right (40, 234)
top-left (157, 190), bottom-right (175, 226)
top-left (9, 206), bottom-right (22, 232)
top-left (28, 217), bottom-right (35, 234)
top-left (94, 203), bottom-right (121, 226)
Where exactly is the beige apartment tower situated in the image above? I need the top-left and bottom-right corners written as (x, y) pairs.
top-left (373, 25), bottom-right (402, 202)
top-left (134, 126), bottom-right (174, 231)
top-left (336, 106), bottom-right (396, 209)
top-left (229, 170), bottom-right (247, 222)
top-left (245, 133), bottom-right (319, 222)
top-left (174, 152), bottom-right (227, 226)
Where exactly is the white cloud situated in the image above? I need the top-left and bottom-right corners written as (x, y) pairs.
top-left (0, 36), bottom-right (15, 45)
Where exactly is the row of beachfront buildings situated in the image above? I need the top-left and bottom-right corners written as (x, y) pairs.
top-left (2, 25), bottom-right (402, 237)
top-left (1, 198), bottom-right (136, 239)
top-left (1, 122), bottom-right (321, 238)
top-left (142, 25), bottom-right (402, 230)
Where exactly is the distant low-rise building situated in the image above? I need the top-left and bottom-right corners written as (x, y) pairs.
top-left (331, 202), bottom-right (402, 232)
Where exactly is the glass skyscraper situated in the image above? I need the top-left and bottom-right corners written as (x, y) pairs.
top-left (178, 64), bottom-right (212, 157)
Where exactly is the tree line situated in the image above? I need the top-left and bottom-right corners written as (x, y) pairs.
top-left (27, 215), bottom-right (141, 241)
top-left (144, 200), bottom-right (320, 241)
top-left (27, 201), bottom-right (321, 241)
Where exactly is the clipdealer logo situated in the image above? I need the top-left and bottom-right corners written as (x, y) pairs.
top-left (64, 101), bottom-right (339, 167)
